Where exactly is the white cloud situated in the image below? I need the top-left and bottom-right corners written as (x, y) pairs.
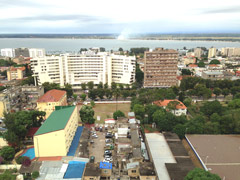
top-left (0, 0), bottom-right (240, 33)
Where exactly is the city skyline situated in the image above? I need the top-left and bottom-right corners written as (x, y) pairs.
top-left (0, 0), bottom-right (240, 34)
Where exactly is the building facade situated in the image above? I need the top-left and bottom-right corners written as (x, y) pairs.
top-left (0, 48), bottom-right (15, 57)
top-left (208, 47), bottom-right (217, 58)
top-left (37, 89), bottom-right (67, 118)
top-left (31, 53), bottom-right (136, 88)
top-left (194, 48), bottom-right (203, 58)
top-left (1, 48), bottom-right (45, 58)
top-left (34, 106), bottom-right (79, 157)
top-left (144, 48), bottom-right (178, 88)
top-left (7, 66), bottom-right (26, 81)
top-left (221, 47), bottom-right (240, 57)
top-left (153, 99), bottom-right (187, 116)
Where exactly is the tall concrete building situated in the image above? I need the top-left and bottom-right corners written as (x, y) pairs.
top-left (0, 48), bottom-right (15, 57)
top-left (144, 48), bottom-right (178, 88)
top-left (221, 47), bottom-right (240, 57)
top-left (194, 48), bottom-right (203, 58)
top-left (31, 52), bottom-right (135, 88)
top-left (0, 48), bottom-right (45, 58)
top-left (208, 47), bottom-right (217, 58)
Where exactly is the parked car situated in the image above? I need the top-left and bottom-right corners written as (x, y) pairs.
top-left (92, 134), bottom-right (98, 138)
top-left (105, 157), bottom-right (113, 162)
top-left (105, 139), bottom-right (112, 143)
top-left (105, 134), bottom-right (113, 138)
top-left (90, 156), bottom-right (95, 163)
top-left (104, 150), bottom-right (112, 155)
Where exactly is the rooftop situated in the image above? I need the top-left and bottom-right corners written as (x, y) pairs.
top-left (203, 71), bottom-right (223, 75)
top-left (145, 133), bottom-right (176, 180)
top-left (186, 134), bottom-right (240, 180)
top-left (139, 162), bottom-right (156, 176)
top-left (34, 106), bottom-right (75, 136)
top-left (153, 99), bottom-right (187, 109)
top-left (37, 89), bottom-right (66, 102)
top-left (83, 163), bottom-right (101, 177)
top-left (99, 162), bottom-right (112, 169)
top-left (9, 66), bottom-right (26, 71)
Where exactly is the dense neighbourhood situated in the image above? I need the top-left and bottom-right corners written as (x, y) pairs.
top-left (0, 46), bottom-right (240, 179)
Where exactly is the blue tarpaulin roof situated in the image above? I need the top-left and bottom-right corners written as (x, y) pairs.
top-left (64, 161), bottom-right (86, 179)
top-left (99, 162), bottom-right (112, 169)
top-left (67, 126), bottom-right (84, 156)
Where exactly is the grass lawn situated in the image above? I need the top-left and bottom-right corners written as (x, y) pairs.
top-left (93, 103), bottom-right (130, 124)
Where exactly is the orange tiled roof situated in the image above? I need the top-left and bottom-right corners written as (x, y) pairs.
top-left (177, 76), bottom-right (183, 80)
top-left (9, 66), bottom-right (26, 71)
top-left (188, 64), bottom-right (198, 67)
top-left (37, 89), bottom-right (66, 102)
top-left (153, 99), bottom-right (187, 109)
top-left (208, 64), bottom-right (219, 67)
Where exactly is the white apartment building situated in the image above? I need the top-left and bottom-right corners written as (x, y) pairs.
top-left (29, 48), bottom-right (45, 58)
top-left (1, 48), bottom-right (45, 58)
top-left (221, 47), bottom-right (240, 57)
top-left (208, 47), bottom-right (217, 58)
top-left (0, 48), bottom-right (15, 57)
top-left (31, 53), bottom-right (136, 88)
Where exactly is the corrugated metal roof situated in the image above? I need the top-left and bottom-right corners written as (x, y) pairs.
top-left (34, 106), bottom-right (75, 136)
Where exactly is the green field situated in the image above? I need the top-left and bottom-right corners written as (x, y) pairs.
top-left (93, 103), bottom-right (130, 124)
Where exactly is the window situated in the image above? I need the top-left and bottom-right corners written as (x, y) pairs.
top-left (132, 170), bottom-right (137, 173)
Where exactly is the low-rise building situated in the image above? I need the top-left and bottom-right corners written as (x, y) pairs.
top-left (153, 99), bottom-right (187, 116)
top-left (139, 162), bottom-right (156, 180)
top-left (99, 162), bottom-right (112, 177)
top-left (127, 162), bottom-right (139, 178)
top-left (7, 66), bottom-right (26, 81)
top-left (83, 163), bottom-right (101, 180)
top-left (202, 71), bottom-right (224, 80)
top-left (37, 89), bottom-right (67, 118)
top-left (34, 106), bottom-right (79, 157)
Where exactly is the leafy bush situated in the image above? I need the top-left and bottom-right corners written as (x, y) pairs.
top-left (113, 110), bottom-right (125, 120)
top-left (32, 171), bottom-right (39, 179)
top-left (16, 156), bottom-right (24, 164)
top-left (0, 146), bottom-right (15, 162)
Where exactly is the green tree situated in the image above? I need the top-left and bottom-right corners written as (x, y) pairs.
top-left (184, 168), bottom-right (221, 180)
top-left (133, 104), bottom-right (145, 120)
top-left (166, 100), bottom-right (180, 114)
top-left (209, 59), bottom-right (220, 64)
top-left (97, 89), bottom-right (105, 99)
top-left (228, 99), bottom-right (240, 109)
top-left (87, 81), bottom-right (94, 90)
top-left (222, 88), bottom-right (230, 98)
top-left (80, 93), bottom-right (86, 101)
top-left (79, 105), bottom-right (95, 124)
top-left (32, 171), bottom-right (40, 179)
top-left (200, 100), bottom-right (223, 117)
top-left (0, 146), bottom-right (15, 161)
top-left (113, 110), bottom-right (125, 120)
top-left (213, 87), bottom-right (222, 99)
top-left (97, 82), bottom-right (103, 89)
top-left (181, 69), bottom-right (192, 75)
top-left (90, 101), bottom-right (95, 107)
top-left (122, 90), bottom-right (130, 100)
top-left (73, 94), bottom-right (77, 101)
top-left (111, 82), bottom-right (117, 90)
top-left (183, 97), bottom-right (192, 107)
top-left (88, 90), bottom-right (97, 100)
top-left (173, 124), bottom-right (186, 139)
top-left (198, 61), bottom-right (205, 67)
top-left (104, 83), bottom-right (108, 89)
top-left (21, 76), bottom-right (34, 85)
top-left (136, 64), bottom-right (144, 87)
top-left (105, 89), bottom-right (113, 99)
top-left (62, 83), bottom-right (73, 98)
top-left (0, 170), bottom-right (16, 180)
top-left (118, 47), bottom-right (123, 51)
top-left (81, 83), bottom-right (87, 90)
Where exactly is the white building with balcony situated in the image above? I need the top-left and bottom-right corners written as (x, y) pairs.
top-left (31, 53), bottom-right (136, 88)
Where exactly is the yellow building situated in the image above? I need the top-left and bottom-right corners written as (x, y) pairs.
top-left (7, 66), bottom-right (25, 81)
top-left (0, 93), bottom-right (10, 118)
top-left (37, 89), bottom-right (67, 118)
top-left (34, 106), bottom-right (79, 157)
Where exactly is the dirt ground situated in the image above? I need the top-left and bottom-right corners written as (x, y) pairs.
top-left (93, 103), bottom-right (130, 124)
top-left (89, 131), bottom-right (106, 162)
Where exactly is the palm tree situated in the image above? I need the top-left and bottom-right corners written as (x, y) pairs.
top-left (113, 88), bottom-right (121, 111)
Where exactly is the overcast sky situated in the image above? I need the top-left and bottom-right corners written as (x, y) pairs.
top-left (0, 0), bottom-right (240, 34)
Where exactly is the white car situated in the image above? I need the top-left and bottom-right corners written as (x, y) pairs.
top-left (92, 134), bottom-right (98, 138)
top-left (105, 157), bottom-right (113, 162)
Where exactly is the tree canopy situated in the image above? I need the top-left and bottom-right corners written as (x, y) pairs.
top-left (184, 168), bottom-right (221, 180)
top-left (79, 105), bottom-right (95, 124)
top-left (113, 110), bottom-right (125, 120)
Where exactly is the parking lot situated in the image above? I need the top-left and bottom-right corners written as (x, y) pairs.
top-left (89, 131), bottom-right (106, 162)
